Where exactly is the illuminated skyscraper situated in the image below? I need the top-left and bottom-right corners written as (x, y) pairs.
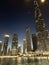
top-left (26, 27), bottom-right (31, 52)
top-left (23, 39), bottom-right (27, 54)
top-left (12, 33), bottom-right (18, 55)
top-left (34, 0), bottom-right (48, 51)
top-left (32, 34), bottom-right (37, 51)
top-left (0, 41), bottom-right (2, 55)
top-left (3, 34), bottom-right (9, 55)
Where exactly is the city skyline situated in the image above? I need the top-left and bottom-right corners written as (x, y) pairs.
top-left (0, 0), bottom-right (49, 48)
top-left (0, 1), bottom-right (49, 65)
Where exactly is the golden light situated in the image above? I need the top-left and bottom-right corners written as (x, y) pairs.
top-left (41, 0), bottom-right (46, 3)
top-left (4, 34), bottom-right (10, 37)
top-left (18, 44), bottom-right (21, 47)
top-left (0, 41), bottom-right (2, 43)
top-left (0, 56), bottom-right (18, 58)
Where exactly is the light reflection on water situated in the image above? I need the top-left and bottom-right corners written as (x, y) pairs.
top-left (0, 57), bottom-right (49, 65)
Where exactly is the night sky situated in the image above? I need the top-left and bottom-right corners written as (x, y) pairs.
top-left (0, 0), bottom-right (49, 48)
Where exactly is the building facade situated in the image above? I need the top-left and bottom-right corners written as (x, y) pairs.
top-left (12, 33), bottom-right (18, 55)
top-left (3, 35), bottom-right (9, 55)
top-left (18, 45), bottom-right (21, 54)
top-left (23, 39), bottom-right (27, 54)
top-left (0, 41), bottom-right (2, 55)
top-left (32, 34), bottom-right (37, 51)
top-left (34, 0), bottom-right (48, 51)
top-left (26, 27), bottom-right (31, 52)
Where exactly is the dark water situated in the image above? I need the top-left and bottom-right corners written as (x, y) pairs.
top-left (0, 57), bottom-right (49, 65)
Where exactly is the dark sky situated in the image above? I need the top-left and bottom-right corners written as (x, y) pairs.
top-left (0, 0), bottom-right (49, 48)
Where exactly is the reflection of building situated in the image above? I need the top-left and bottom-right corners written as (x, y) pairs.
top-left (34, 0), bottom-right (48, 51)
top-left (3, 35), bottom-right (9, 55)
top-left (12, 33), bottom-right (18, 55)
top-left (32, 34), bottom-right (37, 51)
top-left (0, 41), bottom-right (2, 55)
top-left (23, 39), bottom-right (27, 54)
top-left (26, 27), bottom-right (31, 52)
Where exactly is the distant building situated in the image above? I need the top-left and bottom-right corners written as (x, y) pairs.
top-left (26, 26), bottom-right (31, 52)
top-left (18, 45), bottom-right (21, 54)
top-left (12, 33), bottom-right (18, 55)
top-left (0, 41), bottom-right (2, 55)
top-left (3, 34), bottom-right (9, 55)
top-left (34, 0), bottom-right (48, 51)
top-left (32, 34), bottom-right (37, 51)
top-left (23, 39), bottom-right (27, 54)
top-left (8, 48), bottom-right (11, 55)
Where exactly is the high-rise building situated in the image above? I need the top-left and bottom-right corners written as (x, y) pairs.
top-left (23, 39), bottom-right (27, 54)
top-left (26, 26), bottom-right (31, 52)
top-left (45, 35), bottom-right (49, 51)
top-left (34, 0), bottom-right (48, 37)
top-left (12, 33), bottom-right (18, 55)
top-left (8, 48), bottom-right (11, 55)
top-left (32, 34), bottom-right (37, 51)
top-left (0, 41), bottom-right (2, 55)
top-left (34, 0), bottom-right (48, 51)
top-left (18, 45), bottom-right (21, 54)
top-left (3, 34), bottom-right (9, 55)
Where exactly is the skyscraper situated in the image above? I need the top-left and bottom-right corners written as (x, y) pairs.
top-left (3, 34), bottom-right (9, 55)
top-left (26, 26), bottom-right (31, 52)
top-left (23, 39), bottom-right (27, 54)
top-left (34, 0), bottom-right (48, 51)
top-left (12, 33), bottom-right (18, 55)
top-left (32, 34), bottom-right (37, 51)
top-left (0, 41), bottom-right (2, 55)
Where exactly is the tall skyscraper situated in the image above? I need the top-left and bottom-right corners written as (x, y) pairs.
top-left (3, 34), bottom-right (9, 55)
top-left (32, 34), bottom-right (37, 51)
top-left (23, 39), bottom-right (27, 54)
top-left (26, 26), bottom-right (31, 52)
top-left (0, 41), bottom-right (2, 55)
top-left (34, 0), bottom-right (48, 51)
top-left (12, 33), bottom-right (18, 55)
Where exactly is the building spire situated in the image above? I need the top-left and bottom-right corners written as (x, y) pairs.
top-left (34, 0), bottom-right (48, 37)
top-left (34, 0), bottom-right (48, 51)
